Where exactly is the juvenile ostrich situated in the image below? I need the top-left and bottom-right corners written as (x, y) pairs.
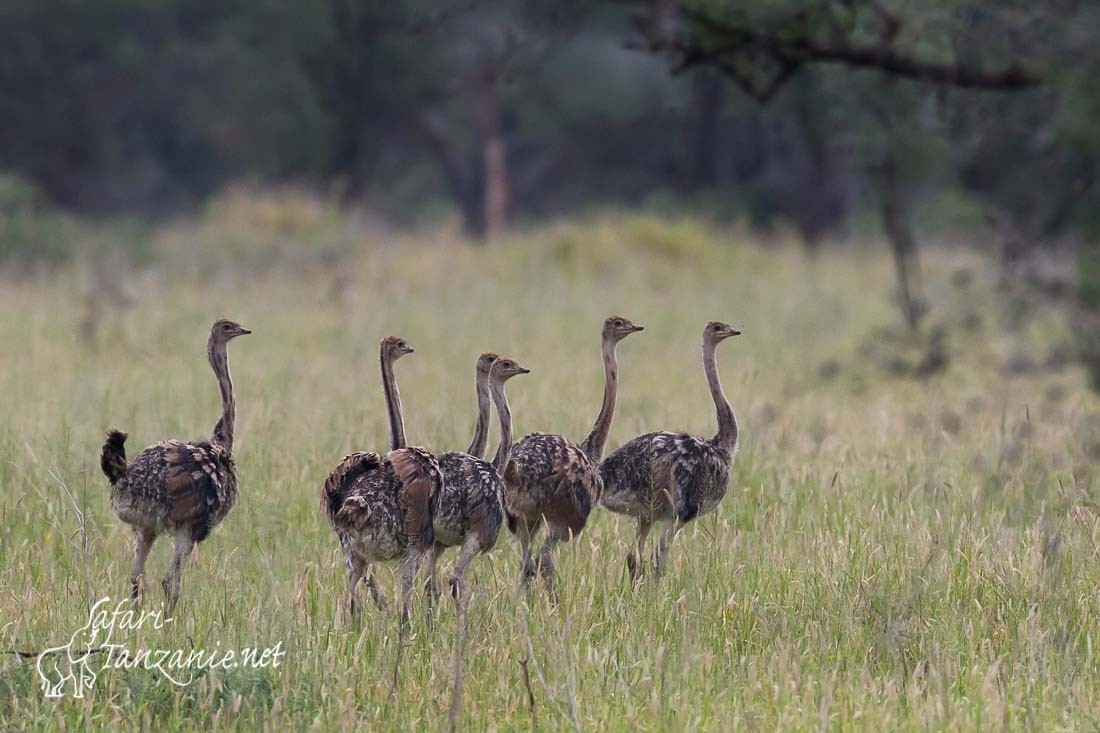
top-left (322, 336), bottom-right (442, 622)
top-left (601, 321), bottom-right (741, 581)
top-left (99, 319), bottom-right (252, 608)
top-left (504, 315), bottom-right (643, 592)
top-left (426, 355), bottom-right (530, 603)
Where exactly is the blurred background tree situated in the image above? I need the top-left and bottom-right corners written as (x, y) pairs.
top-left (6, 0), bottom-right (1091, 238)
top-left (1, 0), bottom-right (1099, 375)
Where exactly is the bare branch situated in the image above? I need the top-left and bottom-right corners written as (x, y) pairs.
top-left (634, 1), bottom-right (1043, 103)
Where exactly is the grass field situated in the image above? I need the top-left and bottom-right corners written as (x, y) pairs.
top-left (2, 205), bottom-right (1099, 730)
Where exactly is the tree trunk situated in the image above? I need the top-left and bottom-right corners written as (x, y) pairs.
top-left (878, 152), bottom-right (925, 332)
top-left (692, 71), bottom-right (723, 188)
top-left (417, 113), bottom-right (486, 239)
top-left (476, 74), bottom-right (508, 242)
top-left (792, 84), bottom-right (846, 249)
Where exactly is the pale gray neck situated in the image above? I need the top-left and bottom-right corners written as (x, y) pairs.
top-left (581, 335), bottom-right (618, 461)
top-left (490, 378), bottom-right (513, 474)
top-left (704, 340), bottom-right (737, 454)
top-left (466, 368), bottom-right (492, 458)
top-left (380, 346), bottom-right (406, 451)
top-left (208, 337), bottom-right (235, 452)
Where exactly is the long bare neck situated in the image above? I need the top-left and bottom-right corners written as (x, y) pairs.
top-left (380, 347), bottom-right (406, 451)
top-left (490, 379), bottom-right (513, 474)
top-left (208, 337), bottom-right (235, 452)
top-left (466, 369), bottom-right (492, 458)
top-left (704, 340), bottom-right (738, 454)
top-left (581, 335), bottom-right (618, 461)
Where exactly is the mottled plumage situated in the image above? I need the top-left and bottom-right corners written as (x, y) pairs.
top-left (108, 438), bottom-right (238, 543)
top-left (503, 316), bottom-right (642, 592)
top-left (100, 318), bottom-right (251, 607)
top-left (601, 432), bottom-right (733, 523)
top-left (434, 452), bottom-right (504, 550)
top-left (600, 320), bottom-right (740, 581)
top-left (322, 451), bottom-right (382, 525)
top-left (323, 447), bottom-right (442, 563)
top-left (504, 433), bottom-right (601, 537)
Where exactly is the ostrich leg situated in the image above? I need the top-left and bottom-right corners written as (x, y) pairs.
top-left (131, 529), bottom-right (156, 600)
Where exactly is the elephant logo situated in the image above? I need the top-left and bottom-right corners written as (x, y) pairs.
top-left (36, 599), bottom-right (109, 699)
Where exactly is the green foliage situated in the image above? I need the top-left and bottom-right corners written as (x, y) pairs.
top-left (0, 175), bottom-right (74, 267)
top-left (540, 213), bottom-right (727, 276)
top-left (1078, 249), bottom-right (1100, 312)
top-left (621, 213), bottom-right (715, 260)
top-left (0, 0), bottom-right (328, 209)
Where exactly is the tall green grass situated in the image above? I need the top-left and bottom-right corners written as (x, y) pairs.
top-left (1, 204), bottom-right (1098, 730)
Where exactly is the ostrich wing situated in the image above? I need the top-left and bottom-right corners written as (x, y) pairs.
top-left (161, 440), bottom-right (235, 541)
top-left (388, 447), bottom-right (443, 552)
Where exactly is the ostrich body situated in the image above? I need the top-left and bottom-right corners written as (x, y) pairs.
top-left (322, 337), bottom-right (442, 621)
top-left (426, 355), bottom-right (530, 601)
top-left (503, 315), bottom-right (643, 590)
top-left (601, 321), bottom-right (741, 580)
top-left (99, 319), bottom-right (252, 607)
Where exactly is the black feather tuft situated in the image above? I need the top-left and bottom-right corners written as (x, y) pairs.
top-left (100, 429), bottom-right (129, 483)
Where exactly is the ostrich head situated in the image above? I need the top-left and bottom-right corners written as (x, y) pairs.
top-left (602, 315), bottom-right (644, 342)
top-left (210, 319), bottom-right (252, 343)
top-left (704, 320), bottom-right (741, 344)
top-left (490, 356), bottom-right (530, 382)
top-left (476, 352), bottom-right (500, 377)
top-left (381, 336), bottom-right (415, 361)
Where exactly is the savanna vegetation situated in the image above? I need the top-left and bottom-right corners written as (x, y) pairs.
top-left (1, 201), bottom-right (1099, 730)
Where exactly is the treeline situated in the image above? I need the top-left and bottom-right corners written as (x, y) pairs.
top-left (0, 0), bottom-right (1098, 253)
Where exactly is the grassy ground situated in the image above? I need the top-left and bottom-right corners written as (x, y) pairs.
top-left (1, 206), bottom-right (1099, 730)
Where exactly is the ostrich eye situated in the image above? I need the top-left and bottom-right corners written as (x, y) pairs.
top-left (613, 319), bottom-right (623, 327)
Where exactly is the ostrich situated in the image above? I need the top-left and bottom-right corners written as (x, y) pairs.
top-left (425, 352), bottom-right (498, 602)
top-left (426, 355), bottom-right (530, 603)
top-left (601, 321), bottom-right (741, 581)
top-left (99, 318), bottom-right (252, 608)
top-left (503, 315), bottom-right (643, 593)
top-left (322, 336), bottom-right (443, 622)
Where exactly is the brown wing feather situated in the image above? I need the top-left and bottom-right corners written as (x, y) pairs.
top-left (322, 451), bottom-right (382, 522)
top-left (388, 447), bottom-right (442, 552)
top-left (335, 493), bottom-right (375, 528)
top-left (162, 440), bottom-right (235, 542)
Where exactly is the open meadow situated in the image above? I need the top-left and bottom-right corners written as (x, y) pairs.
top-left (2, 205), bottom-right (1099, 730)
